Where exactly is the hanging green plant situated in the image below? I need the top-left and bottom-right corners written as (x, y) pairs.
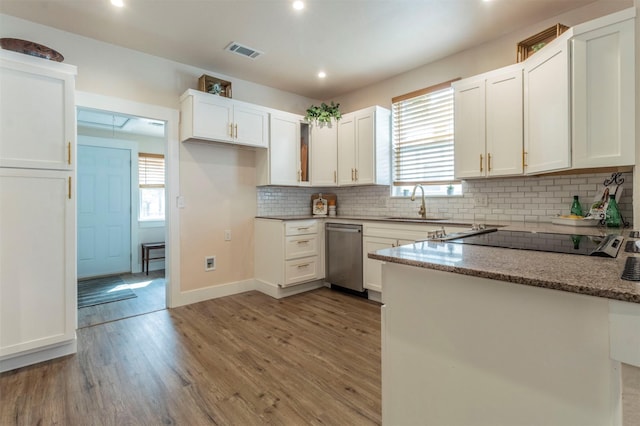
top-left (305, 101), bottom-right (342, 124)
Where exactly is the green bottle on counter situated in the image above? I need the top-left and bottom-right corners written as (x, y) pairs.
top-left (570, 195), bottom-right (583, 216)
top-left (605, 194), bottom-right (622, 228)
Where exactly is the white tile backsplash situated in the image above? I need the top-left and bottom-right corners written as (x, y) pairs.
top-left (257, 172), bottom-right (633, 225)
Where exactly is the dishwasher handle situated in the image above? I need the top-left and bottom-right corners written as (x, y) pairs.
top-left (326, 225), bottom-right (361, 233)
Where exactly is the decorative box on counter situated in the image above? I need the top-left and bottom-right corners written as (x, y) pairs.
top-left (311, 193), bottom-right (336, 217)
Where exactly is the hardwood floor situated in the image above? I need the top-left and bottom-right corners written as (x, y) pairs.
top-left (1, 288), bottom-right (382, 425)
top-left (78, 269), bottom-right (166, 328)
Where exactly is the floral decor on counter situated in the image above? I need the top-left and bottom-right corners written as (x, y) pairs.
top-left (305, 102), bottom-right (341, 125)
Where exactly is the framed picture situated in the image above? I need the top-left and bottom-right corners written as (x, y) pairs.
top-left (588, 183), bottom-right (623, 220)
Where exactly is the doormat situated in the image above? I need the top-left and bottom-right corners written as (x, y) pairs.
top-left (77, 276), bottom-right (137, 308)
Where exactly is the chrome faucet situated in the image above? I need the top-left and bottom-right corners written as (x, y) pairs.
top-left (410, 184), bottom-right (427, 219)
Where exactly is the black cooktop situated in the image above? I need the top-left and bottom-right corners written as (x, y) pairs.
top-left (448, 230), bottom-right (622, 257)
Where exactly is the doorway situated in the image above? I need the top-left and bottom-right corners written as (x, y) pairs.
top-left (76, 106), bottom-right (168, 327)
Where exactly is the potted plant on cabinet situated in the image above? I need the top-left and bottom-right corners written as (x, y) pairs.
top-left (305, 101), bottom-right (341, 126)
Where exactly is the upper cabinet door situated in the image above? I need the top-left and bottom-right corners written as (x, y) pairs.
top-left (0, 51), bottom-right (76, 171)
top-left (310, 122), bottom-right (338, 186)
top-left (486, 68), bottom-right (523, 177)
top-left (355, 111), bottom-right (375, 185)
top-left (191, 94), bottom-right (234, 143)
top-left (233, 103), bottom-right (268, 148)
top-left (337, 114), bottom-right (357, 186)
top-left (523, 33), bottom-right (572, 174)
top-left (269, 113), bottom-right (301, 186)
top-left (453, 78), bottom-right (486, 179)
top-left (572, 18), bottom-right (635, 168)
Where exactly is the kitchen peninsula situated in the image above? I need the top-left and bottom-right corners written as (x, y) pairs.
top-left (371, 223), bottom-right (640, 425)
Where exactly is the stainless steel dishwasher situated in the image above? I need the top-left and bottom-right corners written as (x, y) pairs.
top-left (325, 223), bottom-right (364, 294)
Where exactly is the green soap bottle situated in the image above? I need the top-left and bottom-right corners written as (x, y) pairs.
top-left (605, 194), bottom-right (622, 228)
top-left (570, 195), bottom-right (583, 216)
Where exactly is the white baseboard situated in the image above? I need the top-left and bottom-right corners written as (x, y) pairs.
top-left (171, 278), bottom-right (328, 308)
top-left (0, 337), bottom-right (77, 373)
top-left (171, 278), bottom-right (256, 308)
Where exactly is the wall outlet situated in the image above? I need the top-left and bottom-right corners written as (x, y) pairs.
top-left (176, 196), bottom-right (185, 209)
top-left (205, 256), bottom-right (216, 271)
top-left (224, 230), bottom-right (231, 241)
top-left (474, 194), bottom-right (488, 207)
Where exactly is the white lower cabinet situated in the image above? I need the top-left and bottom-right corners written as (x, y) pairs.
top-left (255, 219), bottom-right (323, 288)
top-left (363, 222), bottom-right (468, 296)
top-left (0, 169), bottom-right (76, 371)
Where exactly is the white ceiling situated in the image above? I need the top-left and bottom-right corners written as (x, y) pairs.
top-left (1, 0), bottom-right (602, 100)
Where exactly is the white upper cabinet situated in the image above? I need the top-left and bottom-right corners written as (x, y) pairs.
top-left (310, 122), bottom-right (338, 186)
top-left (486, 67), bottom-right (524, 177)
top-left (523, 31), bottom-right (572, 175)
top-left (257, 111), bottom-right (308, 186)
top-left (337, 106), bottom-right (390, 186)
top-left (180, 89), bottom-right (268, 148)
top-left (454, 64), bottom-right (523, 179)
top-left (453, 77), bottom-right (486, 179)
top-left (0, 50), bottom-right (76, 170)
top-left (571, 11), bottom-right (635, 168)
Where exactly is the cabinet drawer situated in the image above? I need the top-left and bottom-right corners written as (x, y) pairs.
top-left (285, 235), bottom-right (318, 259)
top-left (285, 220), bottom-right (318, 236)
top-left (284, 256), bottom-right (318, 286)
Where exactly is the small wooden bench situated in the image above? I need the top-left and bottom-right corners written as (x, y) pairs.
top-left (141, 242), bottom-right (165, 275)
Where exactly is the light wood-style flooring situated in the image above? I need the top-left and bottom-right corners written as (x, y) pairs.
top-left (78, 269), bottom-right (166, 328)
top-left (1, 288), bottom-right (382, 425)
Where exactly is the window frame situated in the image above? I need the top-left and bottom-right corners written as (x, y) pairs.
top-left (138, 152), bottom-right (166, 221)
top-left (391, 78), bottom-right (461, 197)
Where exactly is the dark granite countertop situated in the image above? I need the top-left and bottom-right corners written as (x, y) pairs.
top-left (369, 229), bottom-right (639, 304)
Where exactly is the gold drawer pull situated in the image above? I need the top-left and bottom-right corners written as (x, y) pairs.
top-left (487, 153), bottom-right (492, 172)
top-left (297, 263), bottom-right (310, 268)
top-left (296, 240), bottom-right (310, 244)
top-left (480, 154), bottom-right (483, 172)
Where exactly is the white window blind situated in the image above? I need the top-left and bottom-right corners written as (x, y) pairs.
top-left (392, 81), bottom-right (456, 186)
top-left (138, 153), bottom-right (165, 188)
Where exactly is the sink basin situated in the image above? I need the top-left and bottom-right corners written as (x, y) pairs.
top-left (384, 216), bottom-right (448, 222)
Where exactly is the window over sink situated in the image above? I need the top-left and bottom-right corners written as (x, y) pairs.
top-left (391, 79), bottom-right (461, 197)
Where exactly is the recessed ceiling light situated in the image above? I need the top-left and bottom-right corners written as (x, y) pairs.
top-left (293, 1), bottom-right (304, 11)
top-left (111, 0), bottom-right (124, 7)
top-left (318, 71), bottom-right (327, 79)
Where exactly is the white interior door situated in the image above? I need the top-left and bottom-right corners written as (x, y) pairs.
top-left (77, 145), bottom-right (131, 278)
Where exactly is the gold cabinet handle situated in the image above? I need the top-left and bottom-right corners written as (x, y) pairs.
top-left (68, 176), bottom-right (72, 199)
top-left (523, 151), bottom-right (528, 168)
top-left (296, 240), bottom-right (310, 244)
top-left (67, 142), bottom-right (71, 165)
top-left (480, 154), bottom-right (483, 172)
top-left (487, 153), bottom-right (492, 172)
top-left (297, 227), bottom-right (310, 231)
top-left (355, 168), bottom-right (358, 181)
top-left (234, 124), bottom-right (238, 139)
top-left (351, 168), bottom-right (355, 181)
top-left (229, 123), bottom-right (234, 138)
top-left (334, 170), bottom-right (337, 183)
top-left (297, 263), bottom-right (310, 269)
top-left (297, 170), bottom-right (301, 182)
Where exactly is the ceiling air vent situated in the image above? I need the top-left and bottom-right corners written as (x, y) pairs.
top-left (225, 42), bottom-right (264, 60)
